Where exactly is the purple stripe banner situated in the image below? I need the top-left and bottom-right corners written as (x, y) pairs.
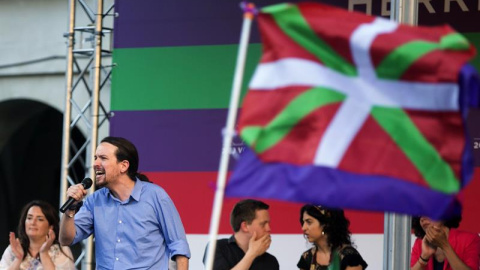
top-left (113, 0), bottom-right (479, 49)
top-left (227, 148), bottom-right (462, 220)
top-left (110, 109), bottom-right (245, 172)
top-left (467, 109), bottom-right (480, 167)
top-left (113, 0), bottom-right (341, 48)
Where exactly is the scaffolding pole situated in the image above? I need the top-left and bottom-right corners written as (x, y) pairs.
top-left (383, 0), bottom-right (418, 269)
top-left (60, 0), bottom-right (114, 269)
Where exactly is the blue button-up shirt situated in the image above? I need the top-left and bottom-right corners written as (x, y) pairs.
top-left (72, 179), bottom-right (190, 269)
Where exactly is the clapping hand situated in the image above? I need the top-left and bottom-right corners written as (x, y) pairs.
top-left (39, 229), bottom-right (55, 255)
top-left (425, 225), bottom-right (449, 249)
top-left (421, 236), bottom-right (436, 259)
top-left (9, 232), bottom-right (24, 261)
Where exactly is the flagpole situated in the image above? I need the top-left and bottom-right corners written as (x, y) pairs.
top-left (383, 0), bottom-right (418, 269)
top-left (204, 3), bottom-right (256, 270)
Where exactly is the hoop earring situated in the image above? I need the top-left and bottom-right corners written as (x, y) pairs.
top-left (321, 231), bottom-right (325, 235)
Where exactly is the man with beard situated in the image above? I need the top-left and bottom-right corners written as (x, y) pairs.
top-left (59, 137), bottom-right (190, 270)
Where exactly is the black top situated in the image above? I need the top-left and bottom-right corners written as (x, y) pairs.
top-left (203, 235), bottom-right (279, 270)
top-left (297, 246), bottom-right (368, 270)
top-left (433, 259), bottom-right (444, 270)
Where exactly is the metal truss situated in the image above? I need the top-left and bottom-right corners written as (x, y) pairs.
top-left (60, 0), bottom-right (114, 269)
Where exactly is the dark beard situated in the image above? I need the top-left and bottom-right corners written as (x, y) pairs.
top-left (95, 177), bottom-right (107, 188)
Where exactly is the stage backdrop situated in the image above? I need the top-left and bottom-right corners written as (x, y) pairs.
top-left (110, 1), bottom-right (480, 269)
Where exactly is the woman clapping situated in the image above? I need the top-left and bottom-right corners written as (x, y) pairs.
top-left (0, 200), bottom-right (75, 270)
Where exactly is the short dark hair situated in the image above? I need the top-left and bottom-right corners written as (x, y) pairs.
top-left (411, 216), bottom-right (462, 238)
top-left (299, 205), bottom-right (352, 251)
top-left (230, 199), bottom-right (269, 232)
top-left (100, 136), bottom-right (150, 182)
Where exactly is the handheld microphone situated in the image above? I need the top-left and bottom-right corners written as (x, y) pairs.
top-left (60, 178), bottom-right (93, 213)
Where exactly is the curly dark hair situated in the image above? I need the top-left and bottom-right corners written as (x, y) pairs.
top-left (411, 216), bottom-right (462, 238)
top-left (17, 200), bottom-right (72, 260)
top-left (299, 204), bottom-right (352, 251)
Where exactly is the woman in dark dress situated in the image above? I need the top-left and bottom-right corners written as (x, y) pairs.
top-left (297, 205), bottom-right (367, 270)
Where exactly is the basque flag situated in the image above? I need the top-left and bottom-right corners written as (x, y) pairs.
top-left (226, 2), bottom-right (479, 219)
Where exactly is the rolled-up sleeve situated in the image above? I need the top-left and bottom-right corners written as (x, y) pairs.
top-left (72, 196), bottom-right (95, 245)
top-left (154, 190), bottom-right (190, 259)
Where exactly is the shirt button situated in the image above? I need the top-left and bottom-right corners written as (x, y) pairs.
top-left (118, 220), bottom-right (122, 224)
top-left (116, 258), bottom-right (119, 261)
top-left (117, 239), bottom-right (121, 243)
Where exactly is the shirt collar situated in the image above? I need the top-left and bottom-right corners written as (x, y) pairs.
top-left (130, 178), bottom-right (143, 202)
top-left (228, 235), bottom-right (237, 244)
top-left (102, 178), bottom-right (143, 202)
